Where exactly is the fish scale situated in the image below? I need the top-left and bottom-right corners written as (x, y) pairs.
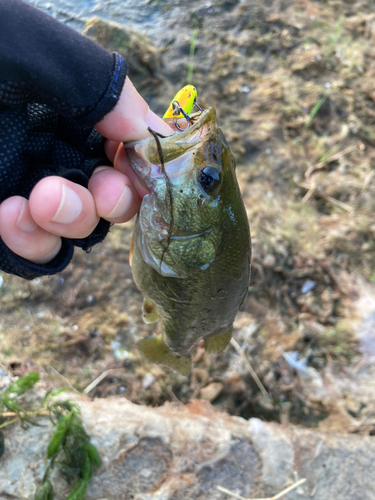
top-left (124, 105), bottom-right (251, 375)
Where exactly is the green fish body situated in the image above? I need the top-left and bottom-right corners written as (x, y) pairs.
top-left (124, 107), bottom-right (251, 375)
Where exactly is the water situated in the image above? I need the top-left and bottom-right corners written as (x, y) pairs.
top-left (25, 0), bottom-right (186, 42)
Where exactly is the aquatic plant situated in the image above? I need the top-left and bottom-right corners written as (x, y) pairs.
top-left (0, 373), bottom-right (100, 500)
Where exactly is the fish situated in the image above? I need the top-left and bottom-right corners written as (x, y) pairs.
top-left (124, 105), bottom-right (251, 375)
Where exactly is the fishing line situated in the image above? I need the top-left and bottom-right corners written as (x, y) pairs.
top-left (147, 127), bottom-right (174, 273)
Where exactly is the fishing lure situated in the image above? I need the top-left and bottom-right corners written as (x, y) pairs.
top-left (163, 85), bottom-right (198, 119)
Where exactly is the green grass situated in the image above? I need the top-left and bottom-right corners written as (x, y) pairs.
top-left (187, 26), bottom-right (199, 85)
top-left (329, 14), bottom-right (344, 45)
top-left (305, 96), bottom-right (327, 127)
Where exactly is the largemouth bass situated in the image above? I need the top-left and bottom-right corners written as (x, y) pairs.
top-left (124, 106), bottom-right (251, 375)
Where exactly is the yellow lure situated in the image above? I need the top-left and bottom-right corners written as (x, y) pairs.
top-left (163, 85), bottom-right (197, 119)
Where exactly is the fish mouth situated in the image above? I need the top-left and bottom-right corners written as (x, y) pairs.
top-left (123, 107), bottom-right (216, 189)
top-left (161, 107), bottom-right (214, 141)
top-left (124, 107), bottom-right (215, 149)
top-left (126, 107), bottom-right (217, 278)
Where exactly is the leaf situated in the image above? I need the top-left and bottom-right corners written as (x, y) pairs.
top-left (6, 372), bottom-right (40, 396)
top-left (1, 398), bottom-right (22, 413)
top-left (47, 412), bottom-right (73, 459)
top-left (34, 479), bottom-right (54, 500)
top-left (65, 479), bottom-right (89, 500)
top-left (59, 461), bottom-right (76, 481)
top-left (1, 373), bottom-right (40, 413)
top-left (82, 453), bottom-right (93, 480)
top-left (41, 387), bottom-right (68, 407)
top-left (86, 443), bottom-right (101, 468)
top-left (52, 400), bottom-right (80, 416)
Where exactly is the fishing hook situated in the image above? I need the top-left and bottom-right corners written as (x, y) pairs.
top-left (193, 100), bottom-right (203, 113)
top-left (171, 100), bottom-right (192, 131)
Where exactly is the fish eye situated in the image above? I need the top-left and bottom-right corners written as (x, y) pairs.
top-left (197, 166), bottom-right (221, 194)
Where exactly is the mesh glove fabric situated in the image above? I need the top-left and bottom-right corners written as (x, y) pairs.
top-left (0, 0), bottom-right (127, 279)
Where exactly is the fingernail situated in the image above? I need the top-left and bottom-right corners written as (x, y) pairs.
top-left (51, 185), bottom-right (82, 224)
top-left (94, 166), bottom-right (111, 174)
top-left (16, 199), bottom-right (38, 232)
top-left (106, 185), bottom-right (132, 219)
top-left (146, 109), bottom-right (173, 137)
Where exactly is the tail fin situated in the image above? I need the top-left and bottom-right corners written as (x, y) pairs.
top-left (138, 334), bottom-right (191, 375)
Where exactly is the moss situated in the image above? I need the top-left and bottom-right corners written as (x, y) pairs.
top-left (314, 320), bottom-right (359, 360)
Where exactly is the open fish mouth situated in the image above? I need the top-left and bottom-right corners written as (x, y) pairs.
top-left (125, 107), bottom-right (220, 278)
top-left (123, 107), bottom-right (216, 189)
top-left (162, 109), bottom-right (207, 136)
top-left (124, 107), bottom-right (210, 150)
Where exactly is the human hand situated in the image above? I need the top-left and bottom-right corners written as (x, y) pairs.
top-left (0, 78), bottom-right (172, 265)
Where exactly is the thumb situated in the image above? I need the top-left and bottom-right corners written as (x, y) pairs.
top-left (95, 78), bottom-right (173, 142)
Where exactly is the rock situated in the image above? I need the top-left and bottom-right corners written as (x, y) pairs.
top-left (1, 395), bottom-right (375, 500)
top-left (200, 382), bottom-right (224, 402)
top-left (82, 17), bottom-right (163, 89)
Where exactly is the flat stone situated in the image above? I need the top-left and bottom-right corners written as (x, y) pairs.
top-left (1, 395), bottom-right (375, 499)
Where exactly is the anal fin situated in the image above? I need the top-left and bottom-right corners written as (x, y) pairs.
top-left (138, 334), bottom-right (191, 375)
top-left (204, 329), bottom-right (232, 354)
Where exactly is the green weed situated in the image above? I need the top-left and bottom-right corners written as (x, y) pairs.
top-left (305, 96), bottom-right (327, 127)
top-left (187, 26), bottom-right (199, 85)
top-left (0, 373), bottom-right (100, 500)
top-left (329, 14), bottom-right (344, 45)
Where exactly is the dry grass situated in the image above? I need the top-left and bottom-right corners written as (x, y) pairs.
top-left (217, 478), bottom-right (307, 500)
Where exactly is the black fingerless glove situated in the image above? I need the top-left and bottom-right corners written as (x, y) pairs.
top-left (0, 0), bottom-right (127, 279)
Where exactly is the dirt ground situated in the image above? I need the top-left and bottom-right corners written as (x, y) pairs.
top-left (1, 0), bottom-right (375, 435)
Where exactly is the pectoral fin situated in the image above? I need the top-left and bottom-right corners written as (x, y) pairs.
top-left (142, 297), bottom-right (159, 324)
top-left (204, 329), bottom-right (232, 353)
top-left (138, 334), bottom-right (191, 375)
